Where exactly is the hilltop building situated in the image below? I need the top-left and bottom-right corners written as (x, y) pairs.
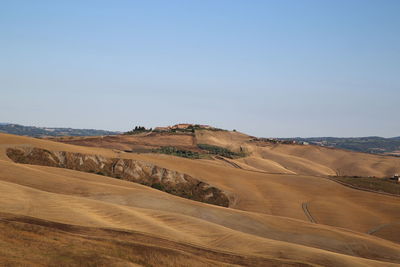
top-left (171, 123), bottom-right (193, 129)
top-left (154, 127), bottom-right (170, 132)
top-left (170, 123), bottom-right (212, 129)
top-left (154, 124), bottom-right (212, 132)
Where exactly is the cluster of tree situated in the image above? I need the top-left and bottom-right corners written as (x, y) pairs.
top-left (169, 128), bottom-right (196, 133)
top-left (197, 144), bottom-right (246, 159)
top-left (168, 125), bottom-right (226, 134)
top-left (124, 126), bottom-right (152, 135)
top-left (154, 146), bottom-right (200, 159)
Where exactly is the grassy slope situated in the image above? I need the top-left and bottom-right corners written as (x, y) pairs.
top-left (0, 212), bottom-right (236, 267)
top-left (1, 133), bottom-right (400, 266)
top-left (332, 176), bottom-right (400, 195)
top-left (195, 130), bottom-right (400, 177)
top-left (115, 152), bottom-right (400, 239)
top-left (46, 130), bottom-right (400, 178)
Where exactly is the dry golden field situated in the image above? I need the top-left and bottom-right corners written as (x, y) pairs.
top-left (1, 132), bottom-right (400, 266)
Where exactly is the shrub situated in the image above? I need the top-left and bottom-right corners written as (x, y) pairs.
top-left (123, 126), bottom-right (152, 135)
top-left (153, 146), bottom-right (201, 159)
top-left (197, 144), bottom-right (246, 158)
top-left (151, 183), bottom-right (165, 191)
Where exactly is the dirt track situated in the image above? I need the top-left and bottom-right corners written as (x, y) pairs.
top-left (302, 202), bottom-right (317, 223)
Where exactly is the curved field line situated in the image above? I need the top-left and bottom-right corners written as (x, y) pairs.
top-left (326, 177), bottom-right (400, 198)
top-left (302, 202), bottom-right (317, 223)
top-left (215, 156), bottom-right (243, 169)
top-left (367, 222), bottom-right (400, 235)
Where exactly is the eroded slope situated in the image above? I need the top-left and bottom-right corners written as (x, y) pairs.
top-left (6, 147), bottom-right (230, 207)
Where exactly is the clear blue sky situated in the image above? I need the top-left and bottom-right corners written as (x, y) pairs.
top-left (1, 0), bottom-right (399, 137)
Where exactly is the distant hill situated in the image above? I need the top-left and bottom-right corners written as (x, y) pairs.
top-left (2, 122), bottom-right (399, 156)
top-left (279, 136), bottom-right (400, 155)
top-left (0, 123), bottom-right (119, 137)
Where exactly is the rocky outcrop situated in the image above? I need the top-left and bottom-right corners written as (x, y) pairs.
top-left (6, 147), bottom-right (230, 207)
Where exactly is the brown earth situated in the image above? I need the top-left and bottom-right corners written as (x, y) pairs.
top-left (47, 131), bottom-right (197, 152)
top-left (1, 132), bottom-right (400, 266)
top-left (6, 147), bottom-right (230, 207)
top-left (195, 130), bottom-right (400, 177)
top-left (49, 130), bottom-right (400, 178)
top-left (1, 212), bottom-right (306, 267)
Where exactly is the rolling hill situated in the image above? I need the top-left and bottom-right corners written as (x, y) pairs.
top-left (279, 136), bottom-right (400, 155)
top-left (50, 128), bottom-right (400, 178)
top-left (1, 130), bottom-right (400, 266)
top-left (0, 123), bottom-right (119, 137)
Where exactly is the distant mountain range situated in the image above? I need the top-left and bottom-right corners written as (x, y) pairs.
top-left (279, 136), bottom-right (400, 155)
top-left (0, 123), bottom-right (120, 137)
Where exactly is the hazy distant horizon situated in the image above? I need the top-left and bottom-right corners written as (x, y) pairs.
top-left (1, 1), bottom-right (399, 138)
top-left (2, 121), bottom-right (400, 139)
